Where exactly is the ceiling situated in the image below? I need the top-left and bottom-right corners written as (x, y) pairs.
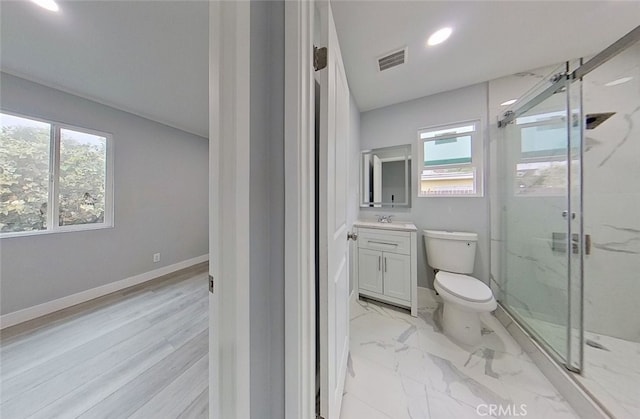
top-left (1, 1), bottom-right (638, 137)
top-left (331, 1), bottom-right (640, 112)
top-left (0, 1), bottom-right (209, 138)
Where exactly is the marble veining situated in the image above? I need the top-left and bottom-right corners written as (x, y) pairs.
top-left (341, 289), bottom-right (579, 419)
top-left (603, 224), bottom-right (640, 234)
top-left (429, 352), bottom-right (513, 407)
top-left (464, 348), bottom-right (499, 379)
top-left (592, 239), bottom-right (640, 254)
top-left (596, 104), bottom-right (639, 168)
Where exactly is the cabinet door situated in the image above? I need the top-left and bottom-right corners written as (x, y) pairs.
top-left (358, 248), bottom-right (383, 294)
top-left (383, 253), bottom-right (411, 301)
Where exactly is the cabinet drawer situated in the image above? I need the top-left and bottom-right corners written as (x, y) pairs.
top-left (357, 229), bottom-right (410, 255)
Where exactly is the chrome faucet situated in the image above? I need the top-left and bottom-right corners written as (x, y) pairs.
top-left (377, 215), bottom-right (392, 223)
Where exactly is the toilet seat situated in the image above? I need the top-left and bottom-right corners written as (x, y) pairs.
top-left (435, 271), bottom-right (493, 303)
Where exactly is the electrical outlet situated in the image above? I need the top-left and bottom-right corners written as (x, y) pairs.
top-left (153, 253), bottom-right (160, 263)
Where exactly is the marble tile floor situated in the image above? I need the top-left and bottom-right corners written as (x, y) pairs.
top-left (340, 288), bottom-right (579, 419)
top-left (514, 312), bottom-right (640, 419)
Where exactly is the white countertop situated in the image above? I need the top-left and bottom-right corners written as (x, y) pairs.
top-left (354, 220), bottom-right (417, 232)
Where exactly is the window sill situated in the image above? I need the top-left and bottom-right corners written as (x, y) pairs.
top-left (0, 223), bottom-right (114, 239)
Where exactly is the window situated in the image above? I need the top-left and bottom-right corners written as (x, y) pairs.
top-left (514, 111), bottom-right (576, 196)
top-left (0, 112), bottom-right (113, 236)
top-left (418, 120), bottom-right (483, 197)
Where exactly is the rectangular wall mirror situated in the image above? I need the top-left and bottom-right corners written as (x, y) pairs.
top-left (361, 144), bottom-right (411, 208)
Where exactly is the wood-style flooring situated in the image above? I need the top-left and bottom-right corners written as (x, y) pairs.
top-left (0, 263), bottom-right (209, 419)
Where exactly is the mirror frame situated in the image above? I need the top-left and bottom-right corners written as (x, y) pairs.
top-left (360, 144), bottom-right (412, 208)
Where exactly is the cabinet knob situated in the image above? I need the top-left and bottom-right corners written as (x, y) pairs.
top-left (347, 232), bottom-right (358, 241)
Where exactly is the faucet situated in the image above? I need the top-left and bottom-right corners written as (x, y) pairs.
top-left (377, 215), bottom-right (392, 223)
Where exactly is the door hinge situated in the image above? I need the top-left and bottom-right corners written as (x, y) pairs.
top-left (208, 275), bottom-right (214, 293)
top-left (314, 46), bottom-right (327, 71)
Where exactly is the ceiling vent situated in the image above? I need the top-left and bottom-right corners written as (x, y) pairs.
top-left (377, 47), bottom-right (407, 72)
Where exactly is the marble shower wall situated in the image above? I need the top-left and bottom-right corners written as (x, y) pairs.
top-left (581, 42), bottom-right (640, 343)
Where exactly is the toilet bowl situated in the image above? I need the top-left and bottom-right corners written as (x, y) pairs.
top-left (423, 230), bottom-right (496, 346)
top-left (434, 271), bottom-right (496, 345)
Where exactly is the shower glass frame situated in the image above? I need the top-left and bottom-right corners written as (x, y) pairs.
top-left (497, 26), bottom-right (640, 376)
top-left (497, 62), bottom-right (584, 372)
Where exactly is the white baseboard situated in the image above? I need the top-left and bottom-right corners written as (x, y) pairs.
top-left (0, 254), bottom-right (209, 329)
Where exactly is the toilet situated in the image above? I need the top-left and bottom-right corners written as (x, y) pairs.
top-left (423, 230), bottom-right (496, 346)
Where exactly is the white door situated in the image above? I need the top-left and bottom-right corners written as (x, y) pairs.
top-left (317, 1), bottom-right (350, 417)
top-left (383, 252), bottom-right (411, 301)
top-left (358, 249), bottom-right (383, 294)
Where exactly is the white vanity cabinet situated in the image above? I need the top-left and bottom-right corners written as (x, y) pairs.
top-left (353, 222), bottom-right (417, 316)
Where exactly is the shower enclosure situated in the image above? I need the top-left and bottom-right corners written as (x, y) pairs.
top-left (495, 27), bottom-right (640, 419)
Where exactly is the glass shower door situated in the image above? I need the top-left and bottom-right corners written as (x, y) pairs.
top-left (499, 67), bottom-right (583, 370)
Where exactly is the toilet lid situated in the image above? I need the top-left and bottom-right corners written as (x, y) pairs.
top-left (435, 271), bottom-right (493, 302)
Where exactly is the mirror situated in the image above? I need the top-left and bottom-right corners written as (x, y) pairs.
top-left (361, 144), bottom-right (411, 208)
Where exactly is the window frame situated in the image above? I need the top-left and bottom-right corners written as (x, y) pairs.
top-left (417, 119), bottom-right (484, 198)
top-left (0, 110), bottom-right (114, 238)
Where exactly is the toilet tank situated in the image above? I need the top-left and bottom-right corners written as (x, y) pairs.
top-left (423, 230), bottom-right (477, 274)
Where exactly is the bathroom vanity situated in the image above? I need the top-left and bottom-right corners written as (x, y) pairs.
top-left (353, 221), bottom-right (417, 316)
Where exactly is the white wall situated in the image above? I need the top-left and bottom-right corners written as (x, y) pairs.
top-left (0, 72), bottom-right (209, 315)
top-left (359, 83), bottom-right (489, 289)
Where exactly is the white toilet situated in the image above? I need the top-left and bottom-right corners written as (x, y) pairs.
top-left (423, 230), bottom-right (496, 346)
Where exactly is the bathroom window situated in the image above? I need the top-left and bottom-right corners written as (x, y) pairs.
top-left (0, 111), bottom-right (114, 237)
top-left (514, 111), bottom-right (576, 196)
top-left (418, 120), bottom-right (483, 197)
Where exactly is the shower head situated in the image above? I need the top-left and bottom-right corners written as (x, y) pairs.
top-left (585, 112), bottom-right (616, 130)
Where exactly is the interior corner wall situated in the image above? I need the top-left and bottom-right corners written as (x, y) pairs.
top-left (249, 1), bottom-right (285, 417)
top-left (359, 83), bottom-right (490, 289)
top-left (0, 72), bottom-right (209, 316)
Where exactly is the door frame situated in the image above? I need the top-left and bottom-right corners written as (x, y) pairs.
top-left (209, 2), bottom-right (251, 418)
top-left (210, 1), bottom-right (317, 418)
top-left (284, 1), bottom-right (316, 418)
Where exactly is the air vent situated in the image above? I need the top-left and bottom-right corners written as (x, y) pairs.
top-left (377, 48), bottom-right (407, 72)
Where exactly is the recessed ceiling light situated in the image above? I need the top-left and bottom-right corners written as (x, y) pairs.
top-left (500, 99), bottom-right (517, 106)
top-left (605, 77), bottom-right (633, 87)
top-left (31, 0), bottom-right (59, 12)
top-left (427, 27), bottom-right (452, 47)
